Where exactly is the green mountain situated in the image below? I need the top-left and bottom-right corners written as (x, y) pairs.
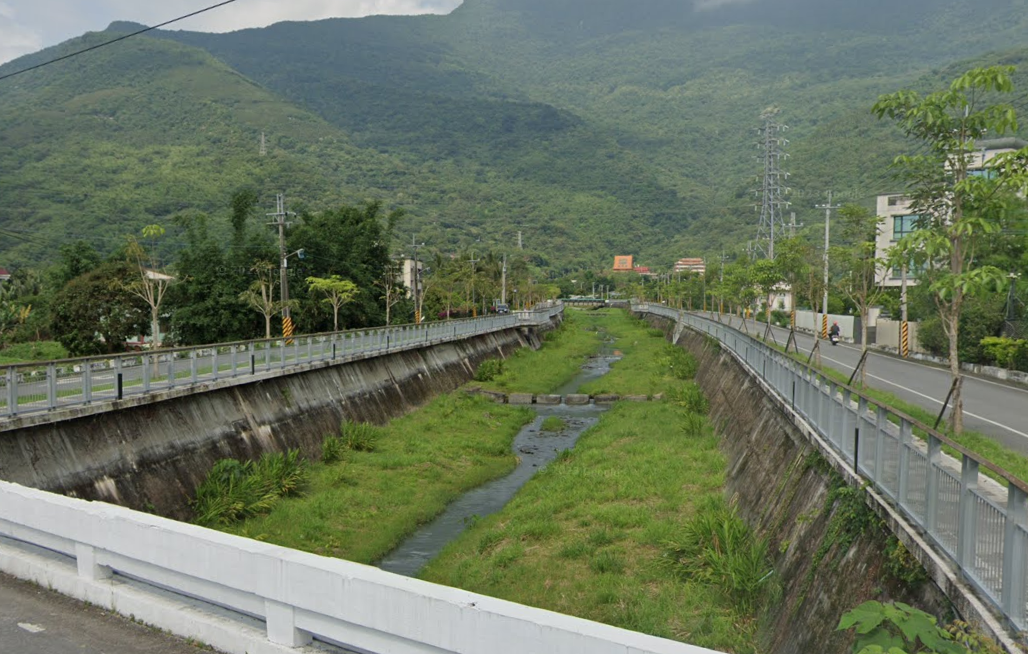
top-left (3, 0), bottom-right (1028, 270)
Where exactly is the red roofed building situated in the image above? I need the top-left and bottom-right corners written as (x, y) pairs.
top-left (0, 268), bottom-right (10, 284)
top-left (613, 255), bottom-right (634, 272)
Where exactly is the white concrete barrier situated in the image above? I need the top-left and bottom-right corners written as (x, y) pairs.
top-left (0, 480), bottom-right (722, 654)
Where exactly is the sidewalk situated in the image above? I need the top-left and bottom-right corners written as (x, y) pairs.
top-left (0, 572), bottom-right (212, 654)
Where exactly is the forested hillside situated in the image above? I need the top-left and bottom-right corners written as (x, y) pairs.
top-left (3, 0), bottom-right (1028, 270)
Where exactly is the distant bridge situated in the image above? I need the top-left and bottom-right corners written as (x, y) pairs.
top-left (562, 297), bottom-right (629, 309)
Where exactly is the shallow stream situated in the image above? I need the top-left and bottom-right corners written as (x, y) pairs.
top-left (376, 344), bottom-right (620, 577)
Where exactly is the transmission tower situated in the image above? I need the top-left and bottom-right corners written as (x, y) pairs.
top-left (754, 107), bottom-right (791, 260)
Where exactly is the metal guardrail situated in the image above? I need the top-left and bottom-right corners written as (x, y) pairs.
top-left (0, 304), bottom-right (563, 419)
top-left (635, 303), bottom-right (1028, 633)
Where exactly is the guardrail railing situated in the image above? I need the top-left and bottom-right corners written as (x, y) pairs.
top-left (0, 304), bottom-right (563, 419)
top-left (635, 303), bottom-right (1028, 634)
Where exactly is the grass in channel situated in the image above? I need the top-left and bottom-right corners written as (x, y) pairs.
top-left (420, 401), bottom-right (764, 653)
top-left (220, 393), bottom-right (533, 563)
top-left (577, 317), bottom-right (692, 397)
top-left (474, 309), bottom-right (609, 394)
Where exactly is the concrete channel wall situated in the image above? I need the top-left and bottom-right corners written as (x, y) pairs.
top-left (639, 313), bottom-right (982, 654)
top-left (0, 322), bottom-right (555, 520)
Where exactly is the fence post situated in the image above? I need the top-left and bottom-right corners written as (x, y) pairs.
top-left (873, 405), bottom-right (887, 484)
top-left (191, 350), bottom-right (198, 384)
top-left (926, 434), bottom-right (942, 532)
top-left (47, 363), bottom-right (57, 410)
top-left (957, 455), bottom-right (979, 568)
top-left (211, 348), bottom-right (219, 381)
top-left (115, 358), bottom-right (123, 400)
top-left (1002, 485), bottom-right (1028, 627)
top-left (6, 367), bottom-right (16, 416)
top-left (83, 362), bottom-right (92, 404)
top-left (898, 419), bottom-right (912, 509)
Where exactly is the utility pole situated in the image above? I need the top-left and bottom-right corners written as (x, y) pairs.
top-left (260, 132), bottom-right (267, 157)
top-left (755, 107), bottom-right (791, 260)
top-left (501, 254), bottom-right (508, 305)
top-left (267, 194), bottom-right (295, 340)
top-left (517, 231), bottom-right (523, 250)
top-left (815, 191), bottom-right (840, 339)
top-left (469, 251), bottom-right (480, 317)
top-left (901, 263), bottom-right (910, 357)
top-left (410, 236), bottom-right (425, 323)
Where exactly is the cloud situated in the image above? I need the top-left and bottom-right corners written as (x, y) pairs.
top-left (0, 0), bottom-right (463, 65)
top-left (0, 2), bottom-right (43, 65)
top-left (693, 0), bottom-right (758, 10)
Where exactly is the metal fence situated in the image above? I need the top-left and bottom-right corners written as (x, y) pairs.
top-left (636, 303), bottom-right (1028, 633)
top-left (0, 304), bottom-right (563, 419)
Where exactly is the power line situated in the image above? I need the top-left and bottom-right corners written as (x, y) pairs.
top-left (0, 0), bottom-right (242, 83)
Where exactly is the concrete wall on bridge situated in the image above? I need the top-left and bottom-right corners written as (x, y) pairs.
top-left (641, 313), bottom-right (957, 654)
top-left (0, 322), bottom-right (556, 520)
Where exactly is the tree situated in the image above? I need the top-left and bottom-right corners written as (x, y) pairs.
top-left (873, 66), bottom-right (1028, 432)
top-left (750, 258), bottom-right (784, 333)
top-left (239, 261), bottom-right (281, 339)
top-left (50, 261), bottom-right (148, 356)
top-left (306, 275), bottom-right (358, 332)
top-left (375, 260), bottom-right (407, 326)
top-left (126, 224), bottom-right (173, 349)
top-left (831, 205), bottom-right (887, 383)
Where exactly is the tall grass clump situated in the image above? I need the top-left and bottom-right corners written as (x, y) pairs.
top-left (193, 450), bottom-right (308, 527)
top-left (664, 344), bottom-right (699, 380)
top-left (340, 420), bottom-right (380, 452)
top-left (662, 496), bottom-right (776, 611)
top-left (666, 381), bottom-right (709, 415)
top-left (474, 358), bottom-right (504, 382)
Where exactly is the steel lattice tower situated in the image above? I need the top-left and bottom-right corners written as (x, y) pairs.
top-left (755, 108), bottom-right (791, 260)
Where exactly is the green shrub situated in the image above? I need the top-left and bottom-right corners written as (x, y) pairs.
top-left (540, 416), bottom-right (566, 432)
top-left (980, 336), bottom-right (1028, 371)
top-left (322, 434), bottom-right (346, 464)
top-left (474, 358), bottom-right (505, 382)
top-left (664, 344), bottom-right (699, 380)
top-left (666, 381), bottom-right (709, 415)
top-left (662, 495), bottom-right (775, 611)
top-left (192, 450), bottom-right (308, 526)
top-left (341, 420), bottom-right (379, 452)
top-left (647, 328), bottom-right (666, 338)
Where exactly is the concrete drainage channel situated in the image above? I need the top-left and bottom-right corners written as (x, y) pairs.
top-left (377, 353), bottom-right (625, 577)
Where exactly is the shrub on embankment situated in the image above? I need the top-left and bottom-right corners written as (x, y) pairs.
top-left (192, 450), bottom-right (308, 527)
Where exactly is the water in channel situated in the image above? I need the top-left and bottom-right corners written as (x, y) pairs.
top-left (376, 345), bottom-right (621, 578)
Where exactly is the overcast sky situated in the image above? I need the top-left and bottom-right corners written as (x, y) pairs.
top-left (0, 0), bottom-right (464, 65)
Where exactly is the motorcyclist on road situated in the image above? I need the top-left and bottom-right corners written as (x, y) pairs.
top-left (829, 322), bottom-right (840, 342)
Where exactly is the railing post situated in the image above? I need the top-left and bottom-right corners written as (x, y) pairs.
top-left (873, 405), bottom-right (887, 484)
top-left (6, 366), bottom-right (17, 416)
top-left (115, 358), bottom-right (123, 400)
top-left (211, 348), bottom-right (219, 381)
top-left (1001, 485), bottom-right (1028, 626)
top-left (167, 356), bottom-right (175, 389)
top-left (47, 363), bottom-right (57, 410)
top-left (957, 455), bottom-right (979, 568)
top-left (83, 362), bottom-right (92, 404)
top-left (191, 350), bottom-right (198, 384)
top-left (926, 434), bottom-right (942, 532)
top-left (898, 419), bottom-right (912, 508)
top-left (231, 346), bottom-right (238, 377)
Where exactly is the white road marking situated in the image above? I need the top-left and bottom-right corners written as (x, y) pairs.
top-left (18, 623), bottom-right (45, 633)
top-left (819, 354), bottom-right (1028, 441)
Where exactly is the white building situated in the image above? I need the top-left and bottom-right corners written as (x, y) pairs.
top-left (874, 138), bottom-right (1027, 287)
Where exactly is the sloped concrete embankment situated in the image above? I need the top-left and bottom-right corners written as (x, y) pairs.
top-left (0, 326), bottom-right (548, 521)
top-left (642, 315), bottom-right (954, 654)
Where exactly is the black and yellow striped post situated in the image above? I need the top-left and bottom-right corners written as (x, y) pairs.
top-left (901, 321), bottom-right (909, 358)
top-left (821, 314), bottom-right (828, 339)
top-left (283, 315), bottom-right (295, 345)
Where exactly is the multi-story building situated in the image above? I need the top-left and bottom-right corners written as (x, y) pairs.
top-left (673, 258), bottom-right (706, 275)
top-left (874, 138), bottom-right (1027, 287)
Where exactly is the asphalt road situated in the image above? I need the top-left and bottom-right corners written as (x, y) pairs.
top-left (0, 572), bottom-right (211, 654)
top-left (720, 315), bottom-right (1028, 456)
